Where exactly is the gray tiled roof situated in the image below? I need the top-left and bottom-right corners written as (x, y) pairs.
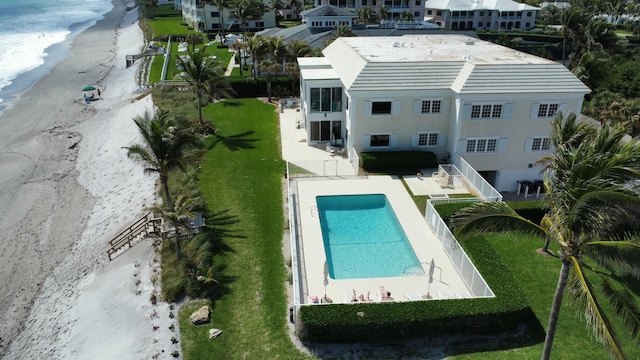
top-left (300, 5), bottom-right (358, 18)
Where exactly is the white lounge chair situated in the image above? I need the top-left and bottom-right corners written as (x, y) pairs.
top-left (405, 290), bottom-right (422, 300)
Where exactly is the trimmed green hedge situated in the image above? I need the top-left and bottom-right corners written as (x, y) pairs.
top-left (298, 233), bottom-right (529, 342)
top-left (360, 151), bottom-right (437, 172)
top-left (228, 77), bottom-right (296, 98)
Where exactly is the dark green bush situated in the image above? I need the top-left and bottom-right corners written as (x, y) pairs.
top-left (228, 77), bottom-right (295, 98)
top-left (360, 151), bottom-right (437, 173)
top-left (507, 200), bottom-right (547, 224)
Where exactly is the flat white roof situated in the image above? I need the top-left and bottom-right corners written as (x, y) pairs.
top-left (336, 35), bottom-right (549, 65)
top-left (299, 68), bottom-right (339, 80)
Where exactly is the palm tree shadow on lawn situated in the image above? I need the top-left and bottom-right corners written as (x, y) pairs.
top-left (208, 130), bottom-right (258, 151)
top-left (184, 208), bottom-right (245, 302)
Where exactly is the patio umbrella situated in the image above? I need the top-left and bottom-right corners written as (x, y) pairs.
top-left (322, 260), bottom-right (332, 303)
top-left (82, 86), bottom-right (96, 91)
top-left (426, 258), bottom-right (435, 299)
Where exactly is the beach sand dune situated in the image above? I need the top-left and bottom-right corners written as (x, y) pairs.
top-left (0, 1), bottom-right (176, 358)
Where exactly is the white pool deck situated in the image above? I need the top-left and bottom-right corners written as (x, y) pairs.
top-left (280, 106), bottom-right (482, 305)
top-left (295, 177), bottom-right (473, 305)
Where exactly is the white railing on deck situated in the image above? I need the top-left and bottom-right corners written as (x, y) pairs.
top-left (425, 200), bottom-right (495, 298)
top-left (458, 157), bottom-right (502, 202)
top-left (287, 162), bottom-right (302, 312)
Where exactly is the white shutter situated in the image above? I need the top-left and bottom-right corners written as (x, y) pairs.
top-left (390, 134), bottom-right (399, 148)
top-left (503, 104), bottom-right (513, 118)
top-left (524, 138), bottom-right (533, 152)
top-left (558, 103), bottom-right (567, 116)
top-left (441, 100), bottom-right (450, 114)
top-left (461, 104), bottom-right (471, 120)
top-left (414, 100), bottom-right (422, 115)
top-left (530, 104), bottom-right (540, 119)
top-left (392, 100), bottom-right (401, 116)
top-left (457, 139), bottom-right (467, 152)
top-left (438, 133), bottom-right (447, 147)
top-left (364, 101), bottom-right (372, 115)
top-left (363, 135), bottom-right (371, 149)
top-left (411, 133), bottom-right (419, 148)
top-left (498, 138), bottom-right (508, 152)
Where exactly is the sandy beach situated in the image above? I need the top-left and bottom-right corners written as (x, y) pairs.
top-left (0, 1), bottom-right (177, 358)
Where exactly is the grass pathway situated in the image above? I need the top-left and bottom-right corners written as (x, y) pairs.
top-left (178, 99), bottom-right (312, 359)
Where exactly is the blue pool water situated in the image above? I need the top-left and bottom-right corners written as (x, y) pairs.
top-left (317, 194), bottom-right (422, 279)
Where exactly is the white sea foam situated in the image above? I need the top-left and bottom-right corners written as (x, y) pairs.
top-left (0, 0), bottom-right (113, 112)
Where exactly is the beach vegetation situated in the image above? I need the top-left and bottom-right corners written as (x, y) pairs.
top-left (136, 0), bottom-right (159, 18)
top-left (124, 110), bottom-right (202, 207)
top-left (451, 112), bottom-right (640, 359)
top-left (149, 192), bottom-right (203, 259)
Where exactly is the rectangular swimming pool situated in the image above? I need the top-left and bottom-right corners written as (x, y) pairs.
top-left (316, 194), bottom-right (423, 279)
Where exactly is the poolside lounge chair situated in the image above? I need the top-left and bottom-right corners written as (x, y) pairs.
top-left (404, 290), bottom-right (422, 300)
top-left (436, 291), bottom-right (453, 299)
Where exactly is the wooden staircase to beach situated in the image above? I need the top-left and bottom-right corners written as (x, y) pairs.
top-left (106, 213), bottom-right (162, 261)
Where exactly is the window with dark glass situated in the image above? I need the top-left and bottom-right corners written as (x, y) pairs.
top-left (372, 101), bottom-right (392, 115)
top-left (310, 87), bottom-right (342, 112)
top-left (370, 135), bottom-right (390, 147)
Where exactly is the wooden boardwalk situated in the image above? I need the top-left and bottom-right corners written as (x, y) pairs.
top-left (106, 213), bottom-right (161, 261)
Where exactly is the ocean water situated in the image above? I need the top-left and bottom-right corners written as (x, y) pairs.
top-left (0, 0), bottom-right (113, 115)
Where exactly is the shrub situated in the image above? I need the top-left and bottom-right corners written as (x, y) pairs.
top-left (360, 151), bottom-right (437, 173)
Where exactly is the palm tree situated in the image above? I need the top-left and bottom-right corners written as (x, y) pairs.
top-left (268, 36), bottom-right (287, 71)
top-left (212, 0), bottom-right (231, 38)
top-left (325, 24), bottom-right (355, 47)
top-left (245, 35), bottom-right (266, 78)
top-left (150, 193), bottom-right (202, 259)
top-left (229, 40), bottom-right (247, 76)
top-left (377, 4), bottom-right (390, 22)
top-left (399, 10), bottom-right (413, 21)
top-left (259, 59), bottom-right (280, 102)
top-left (267, 0), bottom-right (284, 23)
top-left (176, 45), bottom-right (226, 128)
top-left (124, 111), bottom-right (202, 207)
top-left (450, 112), bottom-right (640, 360)
top-left (232, 0), bottom-right (263, 40)
top-left (285, 61), bottom-right (299, 95)
top-left (286, 39), bottom-right (311, 62)
top-left (357, 6), bottom-right (377, 25)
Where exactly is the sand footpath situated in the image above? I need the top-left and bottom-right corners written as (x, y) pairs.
top-left (0, 1), bottom-right (177, 358)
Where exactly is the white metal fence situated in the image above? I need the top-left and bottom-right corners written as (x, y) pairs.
top-left (425, 200), bottom-right (495, 298)
top-left (458, 157), bottom-right (503, 202)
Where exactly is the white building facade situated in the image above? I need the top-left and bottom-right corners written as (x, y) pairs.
top-left (298, 35), bottom-right (590, 191)
top-left (424, 0), bottom-right (539, 30)
top-left (181, 0), bottom-right (276, 33)
top-left (314, 0), bottom-right (429, 22)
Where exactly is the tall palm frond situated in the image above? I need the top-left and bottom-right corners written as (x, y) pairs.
top-left (124, 111), bottom-right (202, 206)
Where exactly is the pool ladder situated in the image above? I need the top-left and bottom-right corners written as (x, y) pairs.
top-left (311, 205), bottom-right (319, 218)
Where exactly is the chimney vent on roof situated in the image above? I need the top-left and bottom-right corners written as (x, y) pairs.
top-left (464, 38), bottom-right (475, 45)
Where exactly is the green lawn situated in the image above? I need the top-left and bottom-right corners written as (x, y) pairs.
top-left (153, 4), bottom-right (182, 17)
top-left (452, 232), bottom-right (640, 360)
top-left (149, 54), bottom-right (164, 83)
top-left (178, 98), bottom-right (311, 359)
top-left (148, 17), bottom-right (196, 37)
